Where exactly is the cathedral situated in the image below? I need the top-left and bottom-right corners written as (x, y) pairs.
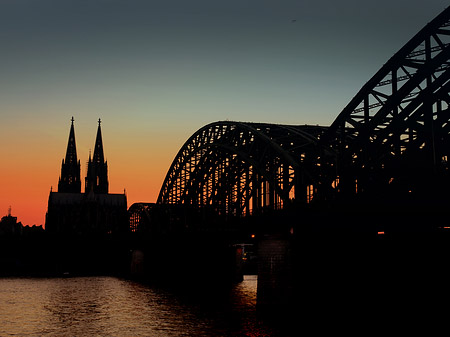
top-left (45, 118), bottom-right (128, 235)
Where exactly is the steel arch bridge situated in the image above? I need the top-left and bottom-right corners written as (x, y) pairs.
top-left (322, 6), bottom-right (450, 197)
top-left (154, 7), bottom-right (450, 222)
top-left (129, 203), bottom-right (153, 233)
top-left (158, 122), bottom-right (334, 215)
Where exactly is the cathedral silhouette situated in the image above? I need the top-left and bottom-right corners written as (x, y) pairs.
top-left (45, 118), bottom-right (128, 235)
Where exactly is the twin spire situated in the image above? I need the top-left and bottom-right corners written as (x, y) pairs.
top-left (65, 117), bottom-right (78, 165)
top-left (58, 117), bottom-right (108, 194)
top-left (58, 117), bottom-right (80, 193)
top-left (86, 118), bottom-right (108, 193)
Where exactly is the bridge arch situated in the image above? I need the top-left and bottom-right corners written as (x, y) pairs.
top-left (321, 7), bottom-right (450, 195)
top-left (157, 122), bottom-right (334, 216)
top-left (157, 7), bottom-right (450, 218)
top-left (128, 202), bottom-right (154, 233)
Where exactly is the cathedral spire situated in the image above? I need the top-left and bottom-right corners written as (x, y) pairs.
top-left (58, 117), bottom-right (81, 193)
top-left (65, 117), bottom-right (77, 164)
top-left (85, 118), bottom-right (109, 194)
top-left (93, 118), bottom-right (105, 165)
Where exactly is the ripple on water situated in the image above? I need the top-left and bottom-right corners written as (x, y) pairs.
top-left (0, 275), bottom-right (279, 336)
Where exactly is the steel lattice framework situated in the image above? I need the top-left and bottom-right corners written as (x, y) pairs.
top-left (158, 122), bottom-right (334, 216)
top-left (129, 203), bottom-right (153, 233)
top-left (323, 7), bottom-right (450, 195)
top-left (157, 7), bottom-right (450, 219)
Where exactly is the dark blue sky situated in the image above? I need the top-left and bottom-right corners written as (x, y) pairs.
top-left (1, 0), bottom-right (448, 127)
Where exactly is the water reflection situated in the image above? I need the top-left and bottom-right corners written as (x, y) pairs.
top-left (0, 275), bottom-right (279, 336)
top-left (227, 275), bottom-right (273, 337)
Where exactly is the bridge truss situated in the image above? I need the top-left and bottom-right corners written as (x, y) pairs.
top-left (158, 122), bottom-right (334, 217)
top-left (155, 7), bottom-right (450, 222)
top-left (129, 203), bottom-right (153, 233)
top-left (323, 6), bottom-right (450, 197)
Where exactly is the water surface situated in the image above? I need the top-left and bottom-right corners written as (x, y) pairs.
top-left (0, 275), bottom-right (282, 336)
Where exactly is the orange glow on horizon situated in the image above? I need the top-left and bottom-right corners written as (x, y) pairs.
top-left (0, 120), bottom-right (184, 228)
top-left (0, 163), bottom-right (169, 228)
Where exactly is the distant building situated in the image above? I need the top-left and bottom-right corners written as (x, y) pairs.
top-left (22, 224), bottom-right (44, 236)
top-left (45, 118), bottom-right (128, 235)
top-left (0, 207), bottom-right (23, 236)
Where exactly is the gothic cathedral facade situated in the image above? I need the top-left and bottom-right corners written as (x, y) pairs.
top-left (46, 118), bottom-right (128, 235)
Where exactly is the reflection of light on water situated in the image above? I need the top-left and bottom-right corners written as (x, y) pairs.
top-left (0, 276), bottom-right (279, 337)
top-left (229, 275), bottom-right (277, 337)
top-left (231, 275), bottom-right (257, 310)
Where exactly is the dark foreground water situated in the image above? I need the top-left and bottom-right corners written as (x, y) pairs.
top-left (0, 275), bottom-right (288, 336)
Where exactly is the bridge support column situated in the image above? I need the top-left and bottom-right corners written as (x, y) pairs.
top-left (256, 235), bottom-right (293, 312)
top-left (233, 245), bottom-right (244, 282)
top-left (130, 249), bottom-right (145, 277)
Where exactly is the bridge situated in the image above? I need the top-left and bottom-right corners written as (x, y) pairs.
top-left (132, 7), bottom-right (450, 233)
top-left (128, 7), bottom-right (450, 315)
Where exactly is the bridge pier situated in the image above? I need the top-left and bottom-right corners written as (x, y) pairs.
top-left (256, 235), bottom-right (294, 312)
top-left (130, 249), bottom-right (145, 277)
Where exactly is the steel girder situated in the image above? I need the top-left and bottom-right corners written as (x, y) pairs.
top-left (128, 202), bottom-right (154, 233)
top-left (322, 7), bottom-right (450, 194)
top-left (157, 122), bottom-right (333, 216)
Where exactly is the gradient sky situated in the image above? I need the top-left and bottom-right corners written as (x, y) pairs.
top-left (0, 0), bottom-right (448, 226)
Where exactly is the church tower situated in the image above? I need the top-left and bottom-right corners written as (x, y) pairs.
top-left (85, 119), bottom-right (109, 193)
top-left (58, 117), bottom-right (81, 193)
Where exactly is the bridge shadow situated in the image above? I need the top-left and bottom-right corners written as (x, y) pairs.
top-left (288, 229), bottom-right (450, 332)
top-left (234, 201), bottom-right (450, 333)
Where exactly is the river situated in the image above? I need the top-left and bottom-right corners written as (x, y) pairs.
top-left (0, 275), bottom-right (289, 336)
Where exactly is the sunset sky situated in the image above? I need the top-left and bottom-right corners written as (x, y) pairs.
top-left (0, 0), bottom-right (448, 227)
